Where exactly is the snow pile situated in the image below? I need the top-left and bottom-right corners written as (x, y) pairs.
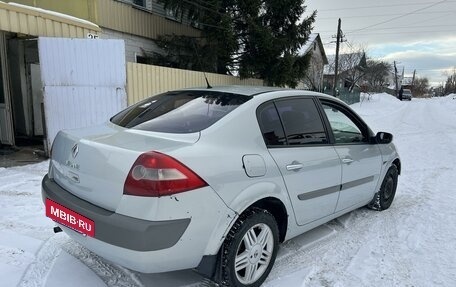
top-left (1, 95), bottom-right (456, 286)
top-left (351, 93), bottom-right (404, 133)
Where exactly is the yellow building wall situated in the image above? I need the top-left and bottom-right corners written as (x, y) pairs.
top-left (0, 2), bottom-right (100, 38)
top-left (8, 0), bottom-right (97, 23)
top-left (10, 0), bottom-right (200, 40)
top-left (127, 63), bottom-right (265, 105)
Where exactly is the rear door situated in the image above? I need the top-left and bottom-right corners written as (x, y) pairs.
top-left (319, 100), bottom-right (382, 212)
top-left (258, 97), bottom-right (342, 226)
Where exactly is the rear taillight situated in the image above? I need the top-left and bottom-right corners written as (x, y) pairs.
top-left (123, 151), bottom-right (208, 197)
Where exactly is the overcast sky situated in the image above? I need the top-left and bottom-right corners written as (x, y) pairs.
top-left (304, 0), bottom-right (456, 86)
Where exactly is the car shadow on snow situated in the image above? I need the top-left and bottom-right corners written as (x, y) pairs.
top-left (136, 213), bottom-right (354, 287)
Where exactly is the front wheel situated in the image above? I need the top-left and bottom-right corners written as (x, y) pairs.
top-left (217, 207), bottom-right (279, 287)
top-left (368, 165), bottom-right (398, 211)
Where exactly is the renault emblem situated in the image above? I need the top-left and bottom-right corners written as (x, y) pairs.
top-left (71, 144), bottom-right (79, 158)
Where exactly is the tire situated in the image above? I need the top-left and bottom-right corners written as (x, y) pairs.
top-left (217, 207), bottom-right (279, 287)
top-left (368, 165), bottom-right (398, 211)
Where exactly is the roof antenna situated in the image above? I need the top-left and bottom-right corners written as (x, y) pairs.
top-left (191, 39), bottom-right (212, 89)
top-left (204, 72), bottom-right (212, 89)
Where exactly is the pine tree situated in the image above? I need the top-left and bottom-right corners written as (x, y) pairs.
top-left (155, 0), bottom-right (316, 87)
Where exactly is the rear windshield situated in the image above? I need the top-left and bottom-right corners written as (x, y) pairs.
top-left (111, 90), bottom-right (252, 133)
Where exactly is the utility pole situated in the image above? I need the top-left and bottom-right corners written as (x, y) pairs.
top-left (394, 61), bottom-right (399, 97)
top-left (333, 18), bottom-right (342, 97)
top-left (412, 69), bottom-right (416, 86)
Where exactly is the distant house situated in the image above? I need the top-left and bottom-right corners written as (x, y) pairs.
top-left (384, 66), bottom-right (405, 91)
top-left (385, 70), bottom-right (398, 90)
top-left (323, 52), bottom-right (367, 92)
top-left (297, 33), bottom-right (328, 91)
top-left (401, 76), bottom-right (414, 89)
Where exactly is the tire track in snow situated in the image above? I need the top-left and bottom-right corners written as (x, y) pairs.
top-left (17, 233), bottom-right (144, 287)
top-left (61, 241), bottom-right (144, 287)
top-left (267, 174), bottom-right (431, 286)
top-left (18, 234), bottom-right (68, 287)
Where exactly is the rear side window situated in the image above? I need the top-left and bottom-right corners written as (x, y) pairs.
top-left (257, 103), bottom-right (287, 146)
top-left (111, 91), bottom-right (251, 133)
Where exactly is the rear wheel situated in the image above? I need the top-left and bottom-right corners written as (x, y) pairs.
top-left (217, 207), bottom-right (279, 287)
top-left (368, 165), bottom-right (398, 211)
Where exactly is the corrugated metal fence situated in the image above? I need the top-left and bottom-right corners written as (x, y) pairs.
top-left (126, 63), bottom-right (265, 104)
top-left (0, 2), bottom-right (100, 38)
top-left (39, 38), bottom-right (127, 150)
top-left (324, 88), bottom-right (361, 105)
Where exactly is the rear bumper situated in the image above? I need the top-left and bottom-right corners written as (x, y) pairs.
top-left (42, 174), bottom-right (237, 273)
top-left (41, 175), bottom-right (190, 252)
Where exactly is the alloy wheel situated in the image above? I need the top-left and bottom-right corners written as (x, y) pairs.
top-left (234, 223), bottom-right (274, 285)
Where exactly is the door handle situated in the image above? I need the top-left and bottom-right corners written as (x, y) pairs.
top-left (286, 162), bottom-right (304, 171)
top-left (342, 158), bottom-right (354, 164)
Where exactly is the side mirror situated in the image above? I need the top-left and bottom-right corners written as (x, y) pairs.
top-left (375, 132), bottom-right (393, 144)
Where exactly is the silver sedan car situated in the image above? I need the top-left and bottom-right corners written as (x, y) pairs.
top-left (42, 86), bottom-right (400, 287)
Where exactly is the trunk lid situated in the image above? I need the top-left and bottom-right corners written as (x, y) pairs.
top-left (50, 122), bottom-right (199, 211)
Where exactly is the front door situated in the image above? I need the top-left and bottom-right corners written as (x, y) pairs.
top-left (0, 32), bottom-right (14, 145)
top-left (258, 98), bottom-right (342, 226)
top-left (320, 101), bottom-right (383, 212)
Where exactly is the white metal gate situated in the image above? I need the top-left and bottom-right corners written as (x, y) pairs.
top-left (38, 37), bottom-right (127, 151)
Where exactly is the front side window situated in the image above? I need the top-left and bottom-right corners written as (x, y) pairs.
top-left (111, 91), bottom-right (251, 133)
top-left (275, 98), bottom-right (328, 145)
top-left (322, 103), bottom-right (367, 144)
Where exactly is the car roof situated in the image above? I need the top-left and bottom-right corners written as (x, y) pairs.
top-left (178, 85), bottom-right (332, 98)
top-left (179, 85), bottom-right (291, 96)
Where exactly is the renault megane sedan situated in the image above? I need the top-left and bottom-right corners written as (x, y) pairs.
top-left (42, 86), bottom-right (400, 287)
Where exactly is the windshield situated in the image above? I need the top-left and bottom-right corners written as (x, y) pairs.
top-left (111, 90), bottom-right (252, 133)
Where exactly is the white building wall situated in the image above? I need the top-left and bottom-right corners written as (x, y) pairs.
top-left (297, 41), bottom-right (326, 91)
top-left (100, 28), bottom-right (160, 63)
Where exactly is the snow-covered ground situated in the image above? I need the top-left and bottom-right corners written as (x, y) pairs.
top-left (1, 94), bottom-right (456, 287)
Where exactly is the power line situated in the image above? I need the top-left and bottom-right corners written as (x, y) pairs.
top-left (403, 68), bottom-right (452, 71)
top-left (345, 29), bottom-right (456, 36)
top-left (346, 0), bottom-right (449, 34)
top-left (316, 10), bottom-right (456, 20)
top-left (181, 0), bottom-right (222, 16)
top-left (193, 0), bottom-right (219, 10)
top-left (320, 24), bottom-right (454, 34)
top-left (405, 13), bottom-right (454, 27)
top-left (315, 0), bottom-right (456, 12)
